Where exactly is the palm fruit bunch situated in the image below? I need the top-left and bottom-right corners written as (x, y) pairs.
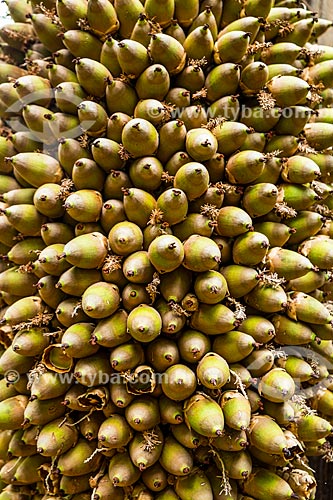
top-left (1, 0), bottom-right (333, 498)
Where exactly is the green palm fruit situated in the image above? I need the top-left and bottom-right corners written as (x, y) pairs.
top-left (240, 106), bottom-right (281, 133)
top-left (287, 291), bottom-right (333, 324)
top-left (62, 384), bottom-right (87, 411)
top-left (274, 106), bottom-right (312, 135)
top-left (109, 377), bottom-right (134, 408)
top-left (309, 322), bottom-right (333, 341)
top-left (261, 42), bottom-right (302, 65)
top-left (244, 348), bottom-right (275, 378)
top-left (0, 21), bottom-right (34, 51)
top-left (299, 236), bottom-right (333, 269)
top-left (98, 414), bottom-right (133, 450)
top-left (156, 120), bottom-right (187, 164)
top-left (72, 159), bottom-right (105, 192)
top-left (0, 61), bottom-right (27, 84)
top-left (0, 379), bottom-right (18, 403)
top-left (0, 296), bottom-right (44, 326)
top-left (277, 355), bottom-right (316, 382)
top-left (315, 389), bottom-right (333, 416)
top-left (38, 243), bottom-right (71, 276)
top-left (13, 74), bottom-right (52, 108)
top-left (259, 367), bottom-right (295, 403)
top-left (135, 64), bottom-right (170, 101)
top-left (165, 19), bottom-right (186, 44)
top-left (122, 250), bottom-right (155, 283)
top-left (215, 450), bottom-right (252, 480)
top-left (106, 113), bottom-right (131, 143)
top-left (248, 415), bottom-right (290, 457)
top-left (184, 393), bottom-right (224, 437)
top-left (272, 314), bottom-right (316, 345)
top-left (127, 304), bottom-right (162, 342)
top-left (266, 75), bottom-right (310, 107)
top-left (60, 232), bottom-right (108, 269)
top-left (306, 59), bottom-right (333, 88)
top-left (183, 24), bottom-right (214, 63)
top-left (281, 155), bottom-right (320, 184)
top-left (11, 454), bottom-right (50, 484)
top-left (41, 222), bottom-right (74, 246)
top-left (175, 63), bottom-right (205, 93)
top-left (279, 183), bottom-right (320, 211)
top-left (180, 103), bottom-right (208, 129)
top-left (61, 322), bottom-right (98, 358)
top-left (91, 309), bottom-right (129, 348)
top-left (91, 139), bottom-right (125, 173)
top-left (214, 31), bottom-right (251, 64)
top-left (265, 247), bottom-right (315, 280)
top-left (166, 87), bottom-right (191, 107)
top-left (219, 15), bottom-right (262, 42)
top-left (108, 451), bottom-right (141, 487)
top-left (148, 234), bottom-right (184, 273)
top-left (108, 221), bottom-right (143, 256)
top-left (30, 368), bottom-right (72, 401)
top-left (53, 48), bottom-right (76, 70)
top-left (233, 231), bottom-right (269, 266)
top-left (193, 270), bottom-right (228, 304)
top-left (263, 400), bottom-right (295, 425)
top-left (161, 364), bottom-right (197, 401)
top-left (64, 189), bottom-right (103, 224)
top-left (43, 111), bottom-right (80, 139)
top-left (59, 473), bottom-right (91, 494)
top-left (191, 302), bottom-right (238, 335)
top-left (123, 188), bottom-right (156, 228)
top-left (63, 29), bottom-right (103, 60)
top-left (156, 188), bottom-right (188, 226)
top-left (1, 204), bottom-right (46, 237)
top-left (212, 122), bottom-right (251, 157)
top-left (196, 352), bottom-right (230, 389)
top-left (142, 462), bottom-right (168, 492)
top-left (128, 156), bottom-right (163, 191)
top-left (304, 122), bottom-right (333, 150)
top-left (73, 352), bottom-right (111, 387)
top-left (284, 211), bottom-right (324, 245)
top-left (245, 282), bottom-right (288, 313)
top-left (57, 137), bottom-right (91, 176)
top-left (56, 0), bottom-right (87, 30)
top-left (99, 39), bottom-right (122, 78)
top-left (241, 62), bottom-right (269, 93)
top-left (122, 118), bottom-right (159, 159)
top-left (177, 329), bottom-right (211, 364)
top-left (57, 438), bottom-right (102, 476)
top-left (0, 395), bottom-right (28, 430)
top-left (29, 12), bottom-right (63, 52)
top-left (213, 331), bottom-right (258, 364)
top-left (149, 33), bottom-right (186, 75)
top-left (36, 417), bottom-right (78, 457)
top-left (287, 270), bottom-right (326, 294)
top-left (183, 234), bottom-right (221, 272)
top-left (47, 63), bottom-right (78, 87)
top-left (159, 435), bottom-right (193, 476)
top-left (129, 427), bottom-right (164, 470)
top-left (0, 136), bottom-right (17, 174)
top-left (220, 391), bottom-right (251, 432)
top-left (0, 176), bottom-right (21, 195)
top-left (125, 395), bottom-right (160, 431)
top-left (267, 63), bottom-right (301, 80)
top-left (130, 13), bottom-right (152, 47)
top-left (146, 337), bottom-right (179, 372)
top-left (91, 473), bottom-right (126, 500)
top-left (159, 395), bottom-right (183, 425)
top-left (109, 342), bottom-right (144, 371)
top-left (296, 414), bottom-right (333, 441)
top-left (174, 470), bottom-right (213, 500)
top-left (239, 315), bottom-right (275, 344)
top-left (185, 128), bottom-right (217, 162)
top-left (155, 299), bottom-right (186, 334)
top-left (145, 0), bottom-right (174, 26)
top-left (23, 396), bottom-right (66, 426)
top-left (106, 78), bottom-right (138, 116)
top-left (0, 266), bottom-right (38, 296)
top-left (114, 0), bottom-right (144, 38)
top-left (254, 221), bottom-right (294, 247)
top-left (220, 265), bottom-right (258, 298)
top-left (278, 17), bottom-right (315, 45)
top-left (205, 64), bottom-right (241, 103)
top-left (32, 183), bottom-right (64, 219)
top-left (12, 327), bottom-right (49, 357)
top-left (87, 0), bottom-right (118, 37)
top-left (77, 100), bottom-right (108, 137)
top-left (216, 206), bottom-right (253, 237)
top-left (171, 422), bottom-right (203, 449)
top-left (242, 183), bottom-right (278, 218)
top-left (226, 150), bottom-right (266, 185)
top-left (103, 170), bottom-right (132, 200)
top-left (116, 39), bottom-right (150, 79)
top-left (5, 152), bottom-right (63, 187)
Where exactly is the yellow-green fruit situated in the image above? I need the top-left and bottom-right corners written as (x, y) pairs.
top-left (258, 367), bottom-right (295, 403)
top-left (196, 352), bottom-right (230, 389)
top-left (184, 393), bottom-right (224, 437)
